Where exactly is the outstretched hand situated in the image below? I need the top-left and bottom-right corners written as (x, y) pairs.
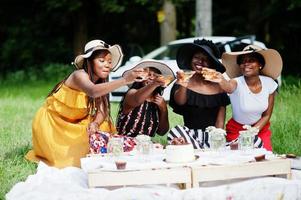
top-left (122, 68), bottom-right (146, 84)
top-left (152, 75), bottom-right (166, 87)
top-left (201, 67), bottom-right (223, 83)
top-left (176, 70), bottom-right (185, 82)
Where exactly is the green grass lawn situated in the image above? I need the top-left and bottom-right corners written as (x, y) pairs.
top-left (1, 77), bottom-right (301, 198)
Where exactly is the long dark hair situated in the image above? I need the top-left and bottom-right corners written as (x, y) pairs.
top-left (47, 50), bottom-right (112, 123)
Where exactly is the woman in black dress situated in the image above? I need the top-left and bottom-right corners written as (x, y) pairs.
top-left (168, 39), bottom-right (230, 149)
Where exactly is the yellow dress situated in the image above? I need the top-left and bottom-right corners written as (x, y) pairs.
top-left (26, 84), bottom-right (115, 168)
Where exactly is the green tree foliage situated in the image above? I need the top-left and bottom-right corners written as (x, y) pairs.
top-left (0, 0), bottom-right (161, 77)
top-left (213, 0), bottom-right (301, 75)
top-left (0, 0), bottom-right (300, 78)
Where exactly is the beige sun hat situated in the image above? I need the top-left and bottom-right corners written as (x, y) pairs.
top-left (222, 44), bottom-right (283, 79)
top-left (73, 39), bottom-right (123, 71)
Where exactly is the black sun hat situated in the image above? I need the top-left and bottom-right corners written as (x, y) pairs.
top-left (176, 39), bottom-right (225, 73)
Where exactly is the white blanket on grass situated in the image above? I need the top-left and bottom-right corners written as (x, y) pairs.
top-left (6, 162), bottom-right (301, 200)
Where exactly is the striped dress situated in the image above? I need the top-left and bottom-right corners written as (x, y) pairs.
top-left (116, 101), bottom-right (159, 137)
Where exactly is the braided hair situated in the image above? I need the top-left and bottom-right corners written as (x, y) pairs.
top-left (84, 50), bottom-right (111, 122)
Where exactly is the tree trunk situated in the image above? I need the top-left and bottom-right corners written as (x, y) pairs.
top-left (195, 0), bottom-right (212, 36)
top-left (73, 11), bottom-right (88, 57)
top-left (160, 0), bottom-right (176, 45)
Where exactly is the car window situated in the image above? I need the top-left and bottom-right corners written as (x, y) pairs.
top-left (155, 42), bottom-right (228, 60)
top-left (228, 42), bottom-right (249, 52)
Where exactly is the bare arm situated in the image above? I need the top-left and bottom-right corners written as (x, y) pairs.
top-left (215, 106), bottom-right (226, 129)
top-left (173, 70), bottom-right (189, 105)
top-left (123, 83), bottom-right (161, 111)
top-left (253, 92), bottom-right (276, 131)
top-left (65, 69), bottom-right (138, 98)
top-left (122, 76), bottom-right (165, 113)
top-left (173, 84), bottom-right (188, 105)
top-left (201, 68), bottom-right (237, 94)
top-left (152, 94), bottom-right (169, 135)
top-left (218, 78), bottom-right (237, 94)
top-left (87, 111), bottom-right (105, 134)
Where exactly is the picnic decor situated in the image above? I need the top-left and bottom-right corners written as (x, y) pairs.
top-left (81, 148), bottom-right (292, 189)
top-left (165, 137), bottom-right (195, 163)
top-left (89, 131), bottom-right (136, 155)
top-left (239, 125), bottom-right (259, 150)
top-left (205, 126), bottom-right (226, 150)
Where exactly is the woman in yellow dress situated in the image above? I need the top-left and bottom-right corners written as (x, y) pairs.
top-left (26, 39), bottom-right (141, 168)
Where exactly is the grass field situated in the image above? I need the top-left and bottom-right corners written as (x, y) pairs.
top-left (1, 77), bottom-right (301, 199)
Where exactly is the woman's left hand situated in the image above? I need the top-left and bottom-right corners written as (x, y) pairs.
top-left (151, 76), bottom-right (166, 87)
top-left (152, 94), bottom-right (167, 111)
top-left (87, 122), bottom-right (99, 134)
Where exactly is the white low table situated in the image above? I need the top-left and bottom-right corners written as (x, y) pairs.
top-left (81, 149), bottom-right (292, 189)
top-left (191, 158), bottom-right (291, 187)
top-left (88, 166), bottom-right (192, 188)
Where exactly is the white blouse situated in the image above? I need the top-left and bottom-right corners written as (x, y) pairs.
top-left (229, 75), bottom-right (278, 125)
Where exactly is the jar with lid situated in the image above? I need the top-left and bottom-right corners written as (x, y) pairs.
top-left (206, 127), bottom-right (226, 151)
top-left (209, 132), bottom-right (226, 150)
top-left (238, 130), bottom-right (254, 150)
top-left (135, 135), bottom-right (153, 155)
top-left (107, 137), bottom-right (123, 157)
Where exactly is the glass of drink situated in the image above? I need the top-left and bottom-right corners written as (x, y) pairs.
top-left (107, 137), bottom-right (124, 157)
top-left (209, 133), bottom-right (226, 151)
top-left (238, 131), bottom-right (254, 150)
top-left (135, 135), bottom-right (153, 162)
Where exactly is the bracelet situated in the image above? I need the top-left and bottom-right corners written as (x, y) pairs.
top-left (91, 121), bottom-right (100, 127)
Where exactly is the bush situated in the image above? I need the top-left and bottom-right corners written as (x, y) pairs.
top-left (0, 63), bottom-right (73, 84)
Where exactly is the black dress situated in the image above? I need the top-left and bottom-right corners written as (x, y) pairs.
top-left (169, 84), bottom-right (230, 131)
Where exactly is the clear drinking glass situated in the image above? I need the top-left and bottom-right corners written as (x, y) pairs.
top-left (135, 135), bottom-right (153, 161)
top-left (238, 131), bottom-right (254, 150)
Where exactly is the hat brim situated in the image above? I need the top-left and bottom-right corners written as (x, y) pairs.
top-left (123, 60), bottom-right (176, 87)
top-left (176, 43), bottom-right (225, 73)
top-left (222, 49), bottom-right (283, 79)
top-left (74, 44), bottom-right (123, 71)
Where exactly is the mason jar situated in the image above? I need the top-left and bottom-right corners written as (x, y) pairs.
top-left (107, 137), bottom-right (123, 157)
top-left (209, 134), bottom-right (226, 151)
top-left (238, 131), bottom-right (254, 150)
top-left (135, 135), bottom-right (153, 155)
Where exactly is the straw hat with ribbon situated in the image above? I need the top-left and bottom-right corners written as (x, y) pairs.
top-left (73, 40), bottom-right (123, 71)
top-left (222, 44), bottom-right (283, 79)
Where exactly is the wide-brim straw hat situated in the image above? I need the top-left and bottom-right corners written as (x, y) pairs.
top-left (74, 39), bottom-right (123, 72)
top-left (222, 44), bottom-right (283, 79)
top-left (176, 41), bottom-right (225, 73)
top-left (123, 59), bottom-right (176, 86)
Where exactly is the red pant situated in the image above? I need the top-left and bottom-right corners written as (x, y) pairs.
top-left (226, 118), bottom-right (272, 151)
